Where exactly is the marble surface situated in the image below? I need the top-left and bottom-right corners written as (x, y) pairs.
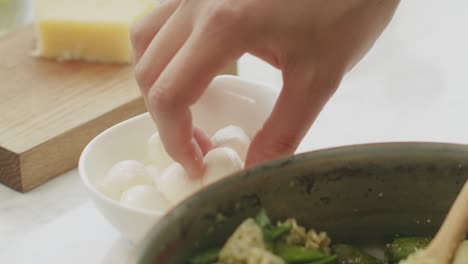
top-left (1, 1), bottom-right (468, 263)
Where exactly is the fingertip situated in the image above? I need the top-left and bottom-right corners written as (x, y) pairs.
top-left (184, 137), bottom-right (206, 179)
top-left (185, 161), bottom-right (205, 179)
top-left (193, 126), bottom-right (213, 155)
top-left (244, 154), bottom-right (260, 169)
top-left (244, 126), bottom-right (299, 169)
top-left (244, 136), bottom-right (266, 169)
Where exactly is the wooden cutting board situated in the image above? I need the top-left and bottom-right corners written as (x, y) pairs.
top-left (0, 26), bottom-right (237, 192)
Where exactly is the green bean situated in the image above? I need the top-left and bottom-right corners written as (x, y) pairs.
top-left (306, 255), bottom-right (337, 264)
top-left (386, 237), bottom-right (431, 263)
top-left (255, 208), bottom-right (272, 228)
top-left (255, 209), bottom-right (291, 245)
top-left (270, 225), bottom-right (292, 240)
top-left (276, 245), bottom-right (325, 263)
top-left (333, 244), bottom-right (382, 264)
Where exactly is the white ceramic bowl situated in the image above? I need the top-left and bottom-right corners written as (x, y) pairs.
top-left (79, 75), bottom-right (278, 243)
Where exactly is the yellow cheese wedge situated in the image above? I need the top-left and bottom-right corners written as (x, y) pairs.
top-left (34, 0), bottom-right (156, 64)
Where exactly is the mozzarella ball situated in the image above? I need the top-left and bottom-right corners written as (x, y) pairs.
top-left (120, 185), bottom-right (171, 212)
top-left (154, 163), bottom-right (202, 204)
top-left (147, 132), bottom-right (173, 169)
top-left (203, 147), bottom-right (243, 186)
top-left (212, 125), bottom-right (250, 161)
top-left (99, 160), bottom-right (152, 200)
top-left (146, 165), bottom-right (163, 180)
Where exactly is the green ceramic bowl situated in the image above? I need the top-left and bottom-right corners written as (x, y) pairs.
top-left (132, 142), bottom-right (468, 263)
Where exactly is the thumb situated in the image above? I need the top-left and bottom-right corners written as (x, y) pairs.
top-left (245, 66), bottom-right (342, 167)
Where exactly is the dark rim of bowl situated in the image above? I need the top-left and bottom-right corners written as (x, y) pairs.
top-left (132, 141), bottom-right (468, 261)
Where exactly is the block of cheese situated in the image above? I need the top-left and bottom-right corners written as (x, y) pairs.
top-left (34, 0), bottom-right (156, 63)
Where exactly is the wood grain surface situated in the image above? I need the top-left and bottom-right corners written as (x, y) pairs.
top-left (0, 26), bottom-right (237, 192)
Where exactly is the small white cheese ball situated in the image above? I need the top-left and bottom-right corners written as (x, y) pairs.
top-left (203, 147), bottom-right (243, 186)
top-left (146, 165), bottom-right (163, 180)
top-left (147, 132), bottom-right (173, 169)
top-left (212, 125), bottom-right (250, 161)
top-left (120, 184), bottom-right (171, 212)
top-left (154, 163), bottom-right (202, 204)
top-left (99, 160), bottom-right (152, 200)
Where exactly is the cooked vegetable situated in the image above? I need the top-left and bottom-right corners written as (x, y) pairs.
top-left (255, 208), bottom-right (272, 228)
top-left (279, 218), bottom-right (307, 246)
top-left (271, 225), bottom-right (293, 241)
top-left (218, 218), bottom-right (267, 263)
top-left (305, 229), bottom-right (332, 255)
top-left (189, 210), bottom-right (406, 264)
top-left (247, 247), bottom-right (285, 264)
top-left (255, 209), bottom-right (292, 247)
top-left (188, 247), bottom-right (220, 264)
top-left (333, 244), bottom-right (383, 264)
top-left (307, 255), bottom-right (337, 264)
top-left (276, 245), bottom-right (325, 263)
top-left (386, 237), bottom-right (431, 263)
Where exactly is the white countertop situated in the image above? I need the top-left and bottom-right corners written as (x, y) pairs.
top-left (1, 1), bottom-right (468, 263)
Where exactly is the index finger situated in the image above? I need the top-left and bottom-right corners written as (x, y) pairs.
top-left (130, 0), bottom-right (181, 64)
top-left (147, 28), bottom-right (243, 177)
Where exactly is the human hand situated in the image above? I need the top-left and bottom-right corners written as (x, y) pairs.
top-left (131, 0), bottom-right (400, 177)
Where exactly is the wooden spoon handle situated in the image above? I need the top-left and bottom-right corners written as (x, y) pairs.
top-left (426, 179), bottom-right (468, 263)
